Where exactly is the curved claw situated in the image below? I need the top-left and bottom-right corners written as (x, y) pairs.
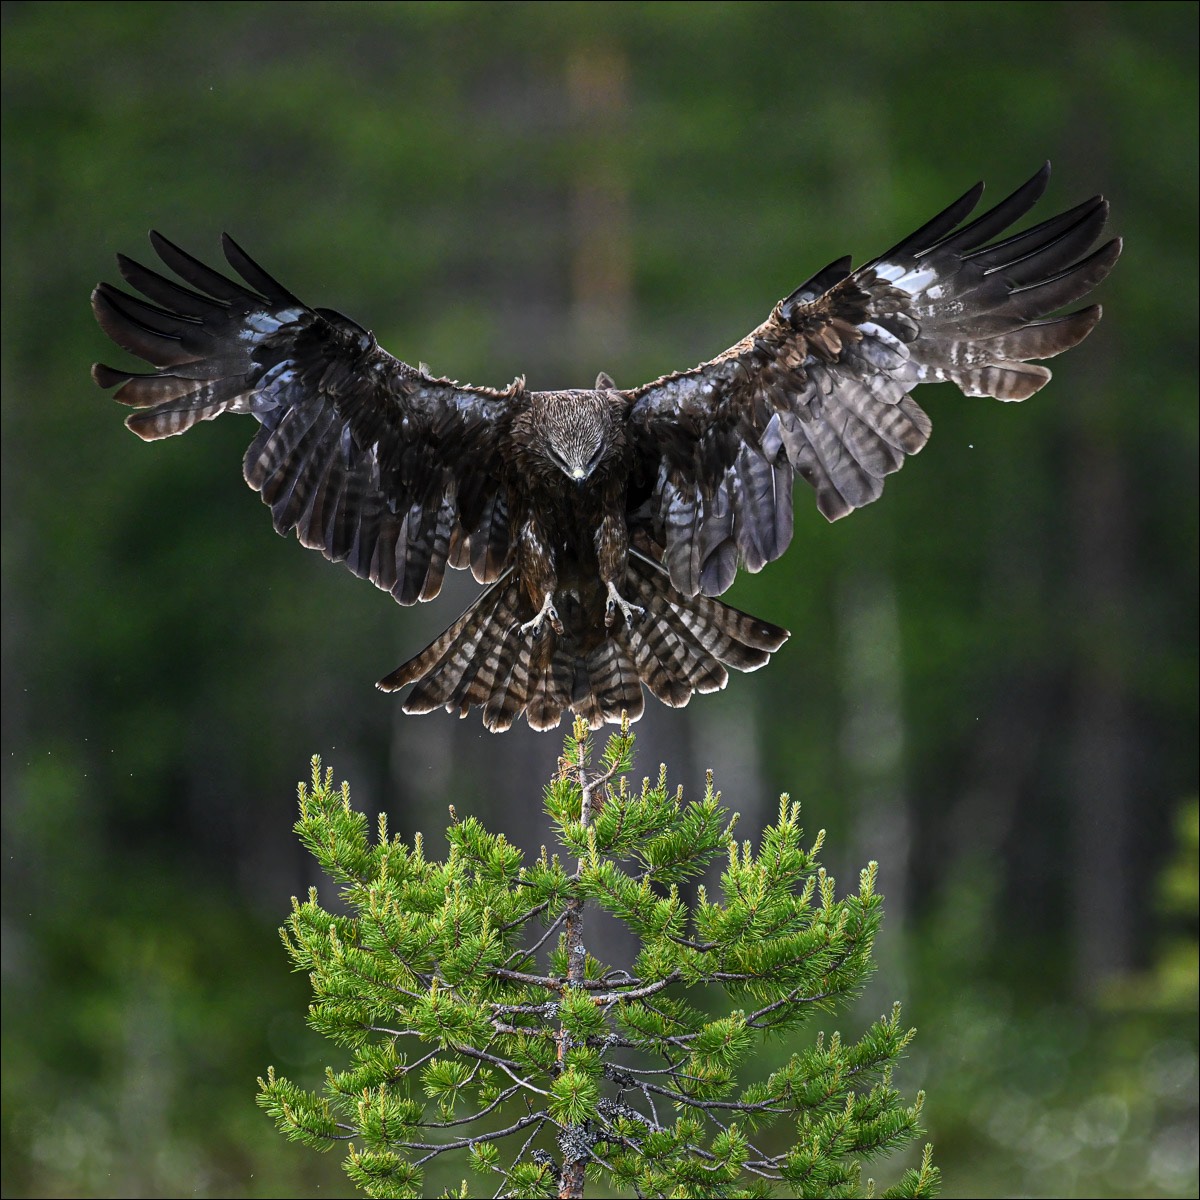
top-left (604, 582), bottom-right (646, 629)
top-left (519, 593), bottom-right (563, 640)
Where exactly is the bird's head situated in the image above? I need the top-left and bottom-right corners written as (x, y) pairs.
top-left (536, 389), bottom-right (615, 484)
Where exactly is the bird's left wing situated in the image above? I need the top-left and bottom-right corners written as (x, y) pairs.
top-left (626, 165), bottom-right (1121, 598)
top-left (93, 234), bottom-right (521, 604)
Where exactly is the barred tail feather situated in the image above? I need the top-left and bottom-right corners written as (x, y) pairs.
top-left (378, 569), bottom-right (518, 707)
top-left (379, 556), bottom-right (788, 732)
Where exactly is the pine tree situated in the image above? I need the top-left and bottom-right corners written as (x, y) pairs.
top-left (258, 718), bottom-right (938, 1198)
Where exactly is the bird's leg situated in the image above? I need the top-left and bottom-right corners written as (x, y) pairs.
top-left (604, 580), bottom-right (645, 628)
top-left (516, 515), bottom-right (562, 640)
top-left (595, 504), bottom-right (644, 629)
top-left (519, 591), bottom-right (564, 640)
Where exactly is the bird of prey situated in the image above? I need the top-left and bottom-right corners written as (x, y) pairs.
top-left (93, 164), bottom-right (1120, 732)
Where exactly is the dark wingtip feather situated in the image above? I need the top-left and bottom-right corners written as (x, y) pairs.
top-left (1009, 236), bottom-right (1122, 317)
top-left (92, 281), bottom-right (192, 366)
top-left (92, 361), bottom-right (127, 389)
top-left (878, 179), bottom-right (985, 261)
top-left (1049, 303), bottom-right (1104, 352)
top-left (220, 233), bottom-right (303, 305)
top-left (117, 251), bottom-right (230, 317)
top-left (969, 196), bottom-right (1109, 283)
top-left (148, 230), bottom-right (250, 303)
top-left (923, 162), bottom-right (1054, 258)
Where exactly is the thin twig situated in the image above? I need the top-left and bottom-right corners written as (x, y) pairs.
top-left (406, 1112), bottom-right (550, 1166)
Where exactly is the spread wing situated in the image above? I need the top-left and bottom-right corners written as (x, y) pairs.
top-left (626, 164), bottom-right (1122, 597)
top-left (92, 234), bottom-right (520, 604)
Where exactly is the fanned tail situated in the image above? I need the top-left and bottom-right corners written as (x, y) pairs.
top-left (378, 555), bottom-right (788, 733)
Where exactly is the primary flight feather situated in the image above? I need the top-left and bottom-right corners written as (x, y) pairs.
top-left (93, 164), bottom-right (1120, 731)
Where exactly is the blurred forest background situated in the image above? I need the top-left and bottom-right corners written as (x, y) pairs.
top-left (2, 2), bottom-right (1196, 1197)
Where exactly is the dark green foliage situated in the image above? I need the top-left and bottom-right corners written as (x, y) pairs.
top-left (259, 721), bottom-right (937, 1197)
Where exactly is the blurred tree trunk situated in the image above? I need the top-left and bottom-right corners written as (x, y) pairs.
top-left (1066, 313), bottom-right (1134, 989)
top-left (567, 42), bottom-right (632, 369)
top-left (1064, 2), bottom-right (1135, 992)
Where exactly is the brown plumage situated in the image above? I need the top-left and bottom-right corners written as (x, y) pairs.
top-left (92, 164), bottom-right (1121, 731)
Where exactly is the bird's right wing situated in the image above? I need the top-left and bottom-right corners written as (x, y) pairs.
top-left (93, 234), bottom-right (522, 604)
